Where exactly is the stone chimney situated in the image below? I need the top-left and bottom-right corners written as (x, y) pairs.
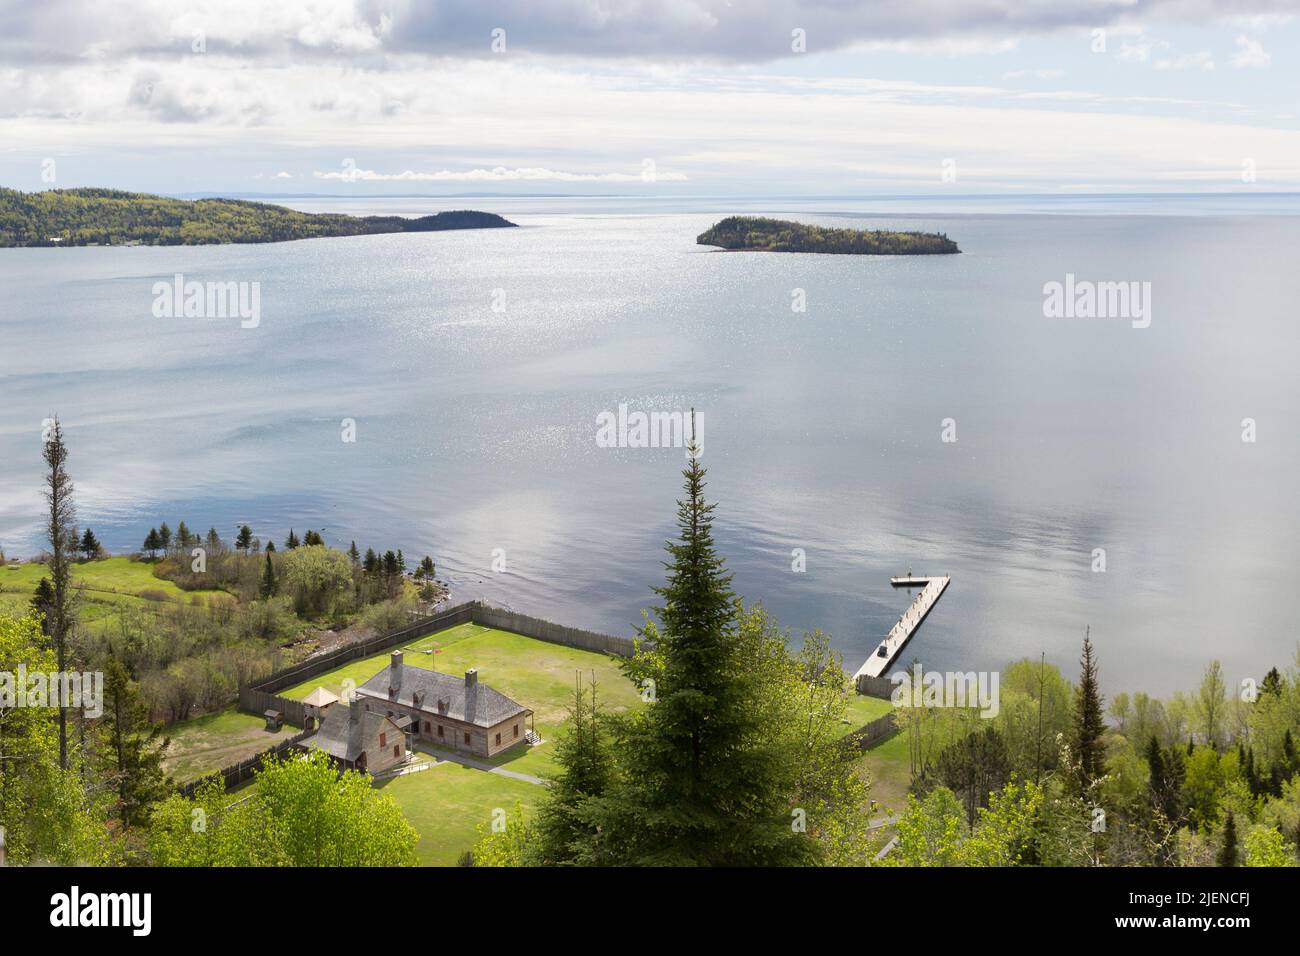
top-left (464, 668), bottom-right (477, 688)
top-left (389, 650), bottom-right (403, 696)
top-left (350, 697), bottom-right (363, 723)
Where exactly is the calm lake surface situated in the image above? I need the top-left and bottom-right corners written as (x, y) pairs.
top-left (2, 196), bottom-right (1298, 694)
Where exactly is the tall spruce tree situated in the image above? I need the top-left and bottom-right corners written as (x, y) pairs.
top-left (1073, 628), bottom-right (1106, 792)
top-left (586, 427), bottom-right (814, 865)
top-left (42, 415), bottom-right (77, 770)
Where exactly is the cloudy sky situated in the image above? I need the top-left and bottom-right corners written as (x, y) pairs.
top-left (0, 0), bottom-right (1297, 195)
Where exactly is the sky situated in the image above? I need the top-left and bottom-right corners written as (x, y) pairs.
top-left (0, 0), bottom-right (1297, 196)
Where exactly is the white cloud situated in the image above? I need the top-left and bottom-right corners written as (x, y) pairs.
top-left (1, 0), bottom-right (1292, 64)
top-left (1230, 35), bottom-right (1272, 68)
top-left (1155, 50), bottom-right (1215, 71)
top-left (312, 165), bottom-right (688, 183)
top-left (1002, 68), bottom-right (1065, 80)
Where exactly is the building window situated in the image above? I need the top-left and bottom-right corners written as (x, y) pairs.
top-left (513, 724), bottom-right (519, 738)
top-left (437, 725), bottom-right (444, 738)
top-left (380, 732), bottom-right (387, 747)
top-left (463, 732), bottom-right (471, 745)
top-left (424, 721), bottom-right (431, 733)
top-left (393, 745), bottom-right (400, 758)
top-left (495, 732), bottom-right (501, 746)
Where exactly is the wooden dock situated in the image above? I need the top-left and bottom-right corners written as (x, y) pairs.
top-left (853, 574), bottom-right (950, 682)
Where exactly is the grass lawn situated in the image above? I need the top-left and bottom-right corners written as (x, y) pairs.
top-left (163, 706), bottom-right (298, 784)
top-left (0, 556), bottom-right (231, 632)
top-left (842, 694), bottom-right (893, 733)
top-left (377, 761), bottom-right (544, 865)
top-left (856, 727), bottom-right (912, 815)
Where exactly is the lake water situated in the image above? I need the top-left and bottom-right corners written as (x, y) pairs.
top-left (2, 195), bottom-right (1298, 695)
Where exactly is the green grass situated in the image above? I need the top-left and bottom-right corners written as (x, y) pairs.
top-left (842, 694), bottom-right (893, 733)
top-left (281, 623), bottom-right (643, 725)
top-left (377, 761), bottom-right (544, 865)
top-left (163, 706), bottom-right (298, 784)
top-left (856, 727), bottom-right (912, 814)
top-left (0, 556), bottom-right (230, 632)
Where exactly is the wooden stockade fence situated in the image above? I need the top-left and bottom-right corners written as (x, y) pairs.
top-left (842, 711), bottom-right (899, 751)
top-left (470, 605), bottom-right (637, 658)
top-left (237, 601), bottom-right (637, 725)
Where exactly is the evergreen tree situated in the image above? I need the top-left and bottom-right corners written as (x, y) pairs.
top-left (175, 521), bottom-right (192, 550)
top-left (97, 654), bottom-right (170, 829)
top-left (30, 577), bottom-right (56, 637)
top-left (1072, 629), bottom-right (1105, 791)
top-left (303, 529), bottom-right (323, 547)
top-left (396, 549), bottom-right (406, 574)
top-left (235, 525), bottom-right (253, 554)
top-left (582, 428), bottom-right (815, 865)
top-left (363, 548), bottom-right (378, 574)
top-left (347, 541), bottom-right (361, 565)
top-left (284, 529), bottom-right (300, 550)
top-left (936, 724), bottom-right (1012, 828)
top-left (259, 552), bottom-right (278, 599)
top-left (42, 415), bottom-right (77, 770)
top-left (1217, 811), bottom-right (1238, 867)
top-left (206, 528), bottom-right (221, 552)
top-left (1261, 667), bottom-right (1283, 697)
top-left (532, 674), bottom-right (613, 864)
top-left (265, 540), bottom-right (275, 553)
top-left (143, 528), bottom-right (162, 558)
top-left (382, 550), bottom-right (399, 576)
top-left (418, 556), bottom-right (435, 579)
top-left (157, 522), bottom-right (172, 553)
top-left (1283, 729), bottom-right (1296, 775)
top-left (78, 527), bottom-right (100, 560)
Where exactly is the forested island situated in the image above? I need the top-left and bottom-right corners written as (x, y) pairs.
top-left (697, 216), bottom-right (960, 255)
top-left (0, 187), bottom-right (517, 246)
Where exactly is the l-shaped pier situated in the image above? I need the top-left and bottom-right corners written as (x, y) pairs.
top-left (853, 574), bottom-right (951, 684)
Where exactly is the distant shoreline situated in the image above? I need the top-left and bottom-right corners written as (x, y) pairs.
top-left (0, 187), bottom-right (517, 248)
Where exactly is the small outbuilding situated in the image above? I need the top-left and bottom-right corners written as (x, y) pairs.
top-left (263, 708), bottom-right (284, 732)
top-left (302, 686), bottom-right (340, 730)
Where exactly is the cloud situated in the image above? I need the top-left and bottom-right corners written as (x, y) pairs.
top-left (312, 165), bottom-right (688, 183)
top-left (1230, 34), bottom-right (1272, 67)
top-left (0, 0), bottom-right (1294, 64)
top-left (1155, 50), bottom-right (1215, 70)
top-left (1002, 69), bottom-right (1066, 80)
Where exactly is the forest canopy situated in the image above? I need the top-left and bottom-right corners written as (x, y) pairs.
top-left (0, 187), bottom-right (517, 247)
top-left (697, 216), bottom-right (960, 255)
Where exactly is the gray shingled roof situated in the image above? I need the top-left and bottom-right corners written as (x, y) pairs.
top-left (299, 702), bottom-right (396, 762)
top-left (358, 663), bottom-right (527, 729)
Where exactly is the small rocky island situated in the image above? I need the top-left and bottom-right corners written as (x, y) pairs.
top-left (697, 216), bottom-right (959, 255)
top-left (0, 187), bottom-right (517, 247)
